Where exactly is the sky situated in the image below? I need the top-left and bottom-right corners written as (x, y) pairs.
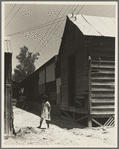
top-left (3, 2), bottom-right (116, 74)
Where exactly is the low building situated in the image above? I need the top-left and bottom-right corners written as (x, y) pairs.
top-left (19, 55), bottom-right (61, 116)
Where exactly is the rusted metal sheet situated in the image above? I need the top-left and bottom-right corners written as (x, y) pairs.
top-left (68, 14), bottom-right (115, 37)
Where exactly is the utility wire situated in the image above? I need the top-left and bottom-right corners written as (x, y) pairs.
top-left (34, 5), bottom-right (65, 52)
top-left (5, 4), bottom-right (23, 28)
top-left (6, 5), bottom-right (79, 37)
top-left (39, 5), bottom-right (75, 51)
top-left (35, 5), bottom-right (79, 66)
top-left (36, 5), bottom-right (71, 52)
top-left (35, 4), bottom-right (84, 56)
top-left (76, 5), bottom-right (84, 15)
top-left (6, 16), bottom-right (65, 36)
top-left (35, 4), bottom-right (76, 63)
top-left (5, 4), bottom-right (16, 20)
top-left (72, 5), bottom-right (79, 14)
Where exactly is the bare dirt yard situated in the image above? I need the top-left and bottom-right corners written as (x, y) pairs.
top-left (3, 106), bottom-right (117, 148)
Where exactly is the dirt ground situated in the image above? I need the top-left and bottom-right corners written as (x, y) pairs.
top-left (3, 106), bottom-right (117, 148)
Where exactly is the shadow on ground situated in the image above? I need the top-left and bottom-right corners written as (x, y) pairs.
top-left (15, 105), bottom-right (85, 130)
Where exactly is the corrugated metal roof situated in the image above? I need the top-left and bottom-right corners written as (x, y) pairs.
top-left (68, 14), bottom-right (115, 37)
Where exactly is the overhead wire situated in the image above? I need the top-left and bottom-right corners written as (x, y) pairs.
top-left (35, 5), bottom-right (71, 52)
top-left (36, 5), bottom-right (84, 55)
top-left (5, 4), bottom-right (16, 20)
top-left (6, 16), bottom-right (65, 37)
top-left (54, 4), bottom-right (76, 36)
top-left (76, 5), bottom-right (84, 15)
top-left (5, 4), bottom-right (23, 28)
top-left (35, 5), bottom-right (78, 66)
top-left (5, 5), bottom-right (84, 36)
top-left (36, 6), bottom-right (78, 65)
top-left (72, 5), bottom-right (79, 14)
top-left (36, 5), bottom-right (75, 51)
top-left (33, 5), bottom-right (65, 52)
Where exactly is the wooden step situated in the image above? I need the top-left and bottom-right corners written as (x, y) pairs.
top-left (92, 82), bottom-right (114, 85)
top-left (91, 111), bottom-right (115, 115)
top-left (91, 60), bottom-right (115, 64)
top-left (92, 91), bottom-right (114, 94)
top-left (91, 73), bottom-right (114, 78)
top-left (91, 71), bottom-right (115, 74)
top-left (92, 80), bottom-right (114, 84)
top-left (92, 102), bottom-right (114, 106)
top-left (92, 88), bottom-right (114, 91)
top-left (91, 68), bottom-right (114, 72)
top-left (91, 64), bottom-right (115, 69)
top-left (91, 82), bottom-right (115, 89)
top-left (92, 99), bottom-right (114, 103)
top-left (92, 77), bottom-right (114, 80)
top-left (91, 96), bottom-right (114, 100)
top-left (91, 94), bottom-right (114, 98)
top-left (92, 105), bottom-right (114, 109)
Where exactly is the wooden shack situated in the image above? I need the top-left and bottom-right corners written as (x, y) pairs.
top-left (20, 55), bottom-right (61, 116)
top-left (59, 14), bottom-right (115, 127)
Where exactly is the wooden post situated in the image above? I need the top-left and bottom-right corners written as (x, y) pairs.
top-left (45, 68), bottom-right (46, 95)
top-left (4, 52), bottom-right (12, 135)
top-left (88, 56), bottom-right (92, 127)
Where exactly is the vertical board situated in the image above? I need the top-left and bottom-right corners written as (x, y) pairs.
top-left (46, 62), bottom-right (55, 83)
top-left (39, 69), bottom-right (45, 85)
top-left (56, 78), bottom-right (61, 105)
top-left (4, 53), bottom-right (12, 135)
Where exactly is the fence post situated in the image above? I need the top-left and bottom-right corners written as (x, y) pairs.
top-left (4, 52), bottom-right (13, 135)
top-left (88, 56), bottom-right (92, 128)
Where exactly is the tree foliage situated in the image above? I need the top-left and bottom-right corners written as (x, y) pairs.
top-left (13, 46), bottom-right (40, 82)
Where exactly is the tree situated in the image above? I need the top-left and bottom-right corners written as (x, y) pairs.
top-left (13, 46), bottom-right (40, 82)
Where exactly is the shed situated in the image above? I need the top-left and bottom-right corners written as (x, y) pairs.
top-left (59, 14), bottom-right (115, 127)
top-left (19, 55), bottom-right (61, 116)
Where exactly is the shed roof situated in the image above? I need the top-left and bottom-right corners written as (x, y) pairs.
top-left (68, 14), bottom-right (116, 37)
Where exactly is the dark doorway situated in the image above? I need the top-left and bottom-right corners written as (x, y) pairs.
top-left (68, 54), bottom-right (75, 107)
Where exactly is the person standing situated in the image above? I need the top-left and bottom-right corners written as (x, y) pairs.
top-left (39, 95), bottom-right (51, 128)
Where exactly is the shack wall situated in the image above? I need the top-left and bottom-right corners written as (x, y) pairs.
top-left (60, 18), bottom-right (89, 111)
top-left (89, 37), bottom-right (115, 116)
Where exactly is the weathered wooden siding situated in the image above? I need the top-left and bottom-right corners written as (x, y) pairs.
top-left (56, 78), bottom-right (61, 105)
top-left (32, 74), bottom-right (39, 100)
top-left (75, 35), bottom-right (88, 110)
top-left (90, 37), bottom-right (115, 116)
top-left (46, 62), bottom-right (55, 83)
top-left (60, 18), bottom-right (88, 111)
top-left (38, 69), bottom-right (45, 95)
top-left (45, 81), bottom-right (56, 104)
top-left (39, 69), bottom-right (45, 85)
